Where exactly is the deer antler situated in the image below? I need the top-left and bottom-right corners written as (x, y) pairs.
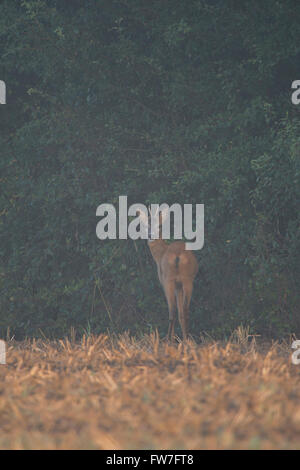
top-left (149, 204), bottom-right (161, 219)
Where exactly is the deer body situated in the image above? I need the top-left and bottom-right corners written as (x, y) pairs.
top-left (148, 239), bottom-right (198, 341)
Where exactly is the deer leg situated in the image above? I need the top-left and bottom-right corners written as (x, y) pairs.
top-left (176, 285), bottom-right (187, 341)
top-left (164, 281), bottom-right (176, 342)
top-left (167, 316), bottom-right (175, 342)
top-left (182, 280), bottom-right (193, 340)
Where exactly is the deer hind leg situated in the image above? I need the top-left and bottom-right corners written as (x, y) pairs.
top-left (181, 280), bottom-right (193, 340)
top-left (175, 283), bottom-right (187, 341)
top-left (164, 281), bottom-right (176, 342)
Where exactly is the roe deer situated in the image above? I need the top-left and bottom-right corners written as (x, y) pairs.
top-left (139, 207), bottom-right (198, 341)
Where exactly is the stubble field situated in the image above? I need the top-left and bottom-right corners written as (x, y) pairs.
top-left (0, 330), bottom-right (300, 450)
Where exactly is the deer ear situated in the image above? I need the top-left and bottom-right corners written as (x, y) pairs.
top-left (137, 207), bottom-right (149, 226)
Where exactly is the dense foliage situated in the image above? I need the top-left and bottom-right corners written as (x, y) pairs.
top-left (1, 0), bottom-right (299, 339)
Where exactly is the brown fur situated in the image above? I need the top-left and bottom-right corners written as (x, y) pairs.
top-left (148, 239), bottom-right (198, 341)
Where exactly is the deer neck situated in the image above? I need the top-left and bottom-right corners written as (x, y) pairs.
top-left (147, 239), bottom-right (168, 264)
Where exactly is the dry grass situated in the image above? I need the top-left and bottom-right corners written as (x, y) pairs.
top-left (0, 331), bottom-right (300, 450)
